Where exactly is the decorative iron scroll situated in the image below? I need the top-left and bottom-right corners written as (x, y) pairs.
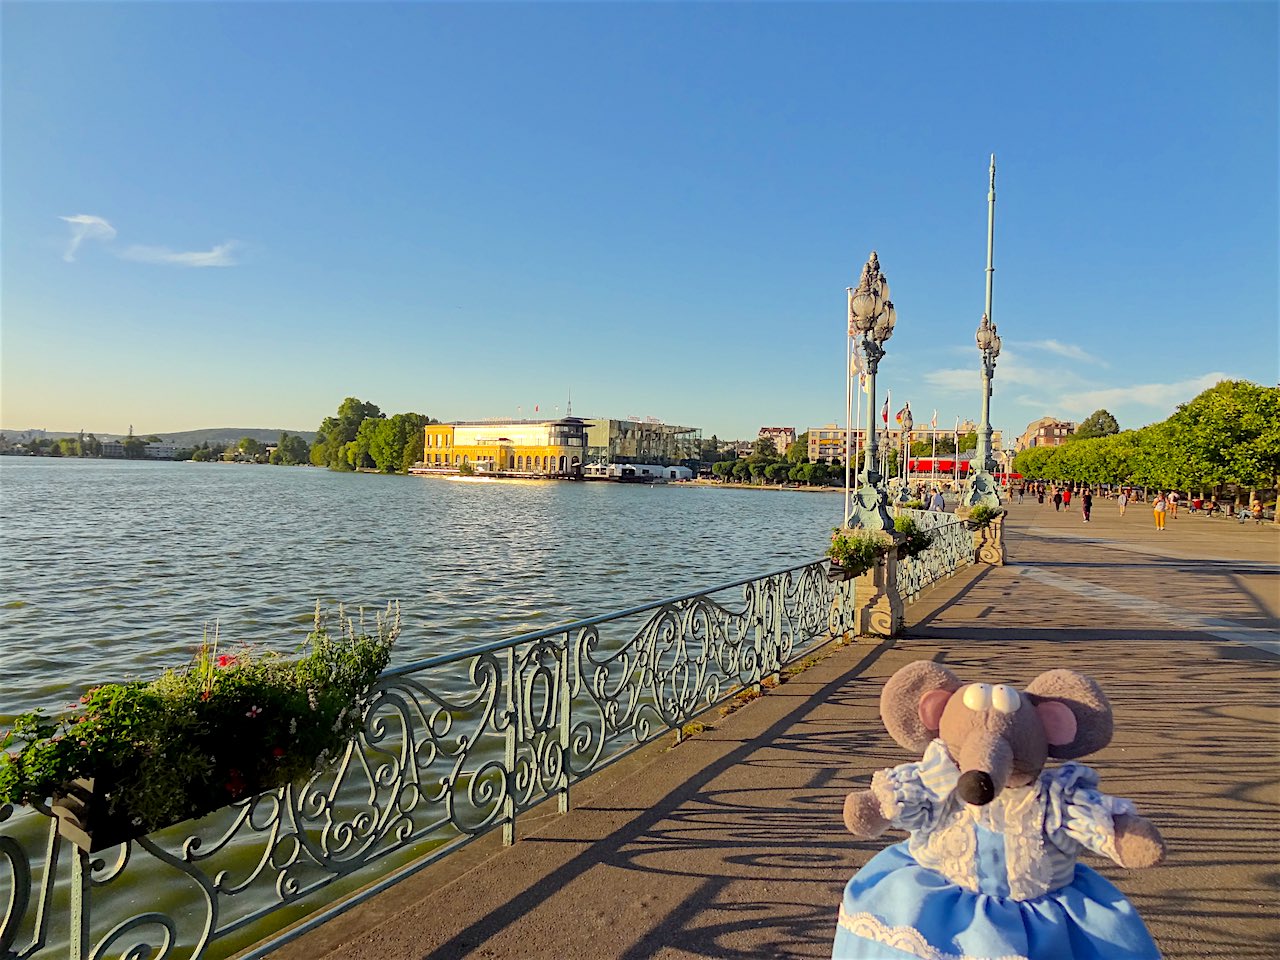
top-left (894, 510), bottom-right (975, 604)
top-left (1, 559), bottom-right (855, 960)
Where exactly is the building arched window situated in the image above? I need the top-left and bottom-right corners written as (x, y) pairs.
top-left (559, 455), bottom-right (567, 473)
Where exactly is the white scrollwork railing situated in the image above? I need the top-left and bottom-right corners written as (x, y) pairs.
top-left (1, 559), bottom-right (857, 960)
top-left (894, 509), bottom-right (975, 604)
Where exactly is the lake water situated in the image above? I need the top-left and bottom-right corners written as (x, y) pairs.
top-left (0, 458), bottom-right (841, 718)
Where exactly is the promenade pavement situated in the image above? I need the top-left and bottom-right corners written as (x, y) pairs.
top-left (266, 499), bottom-right (1279, 960)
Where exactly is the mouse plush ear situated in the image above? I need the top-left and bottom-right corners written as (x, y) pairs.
top-left (1025, 669), bottom-right (1113, 759)
top-left (881, 661), bottom-right (962, 753)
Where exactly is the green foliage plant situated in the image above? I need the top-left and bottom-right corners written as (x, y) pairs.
top-left (893, 515), bottom-right (934, 559)
top-left (966, 504), bottom-right (1004, 529)
top-left (0, 603), bottom-right (399, 835)
top-left (827, 527), bottom-right (893, 576)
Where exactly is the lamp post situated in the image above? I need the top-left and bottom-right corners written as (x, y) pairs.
top-left (897, 405), bottom-right (913, 502)
top-left (960, 312), bottom-right (1003, 508)
top-left (960, 155), bottom-right (1003, 511)
top-left (845, 251), bottom-right (897, 531)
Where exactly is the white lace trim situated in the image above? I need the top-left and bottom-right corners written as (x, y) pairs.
top-left (837, 906), bottom-right (1029, 960)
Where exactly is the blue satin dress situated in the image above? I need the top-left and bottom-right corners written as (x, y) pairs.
top-left (831, 741), bottom-right (1162, 960)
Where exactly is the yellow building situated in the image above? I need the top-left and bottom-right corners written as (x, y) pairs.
top-left (417, 418), bottom-right (588, 477)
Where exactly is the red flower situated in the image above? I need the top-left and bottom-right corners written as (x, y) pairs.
top-left (200, 690), bottom-right (211, 701)
top-left (216, 654), bottom-right (237, 668)
top-left (225, 768), bottom-right (246, 796)
top-left (272, 747), bottom-right (285, 758)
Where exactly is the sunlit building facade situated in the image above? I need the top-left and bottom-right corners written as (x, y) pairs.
top-left (418, 418), bottom-right (588, 477)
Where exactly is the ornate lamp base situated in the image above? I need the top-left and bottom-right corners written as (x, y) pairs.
top-left (958, 469), bottom-right (1002, 511)
top-left (846, 481), bottom-right (896, 532)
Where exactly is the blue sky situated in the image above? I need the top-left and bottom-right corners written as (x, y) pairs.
top-left (3, 2), bottom-right (1276, 442)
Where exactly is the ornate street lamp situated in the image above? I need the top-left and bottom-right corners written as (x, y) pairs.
top-left (896, 404), bottom-right (914, 502)
top-left (960, 155), bottom-right (1004, 511)
top-left (844, 251), bottom-right (897, 531)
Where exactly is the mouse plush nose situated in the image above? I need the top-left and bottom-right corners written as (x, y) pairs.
top-left (956, 732), bottom-right (1013, 806)
top-left (957, 770), bottom-right (996, 805)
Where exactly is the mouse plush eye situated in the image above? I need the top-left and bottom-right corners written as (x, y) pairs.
top-left (962, 683), bottom-right (992, 711)
top-left (992, 684), bottom-right (1022, 714)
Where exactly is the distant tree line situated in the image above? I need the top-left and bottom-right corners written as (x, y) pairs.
top-left (1012, 382), bottom-right (1279, 505)
top-left (310, 397), bottom-right (434, 474)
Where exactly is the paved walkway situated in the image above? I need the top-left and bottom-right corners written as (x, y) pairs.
top-left (267, 501), bottom-right (1279, 960)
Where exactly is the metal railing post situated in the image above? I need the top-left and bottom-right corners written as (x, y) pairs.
top-left (70, 847), bottom-right (90, 960)
top-left (558, 632), bottom-right (571, 814)
top-left (502, 645), bottom-right (517, 846)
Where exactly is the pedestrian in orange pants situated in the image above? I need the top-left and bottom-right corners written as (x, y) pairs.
top-left (1153, 493), bottom-right (1167, 530)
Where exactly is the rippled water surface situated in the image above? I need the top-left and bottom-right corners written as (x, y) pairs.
top-left (1, 458), bottom-right (840, 716)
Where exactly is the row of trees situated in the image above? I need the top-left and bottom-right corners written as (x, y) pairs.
top-left (1012, 381), bottom-right (1279, 501)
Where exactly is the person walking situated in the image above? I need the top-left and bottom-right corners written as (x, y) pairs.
top-left (1168, 491), bottom-right (1179, 520)
top-left (1117, 490), bottom-right (1128, 517)
top-left (1082, 489), bottom-right (1093, 523)
top-left (1053, 489), bottom-right (1063, 511)
top-left (1037, 485), bottom-right (1045, 505)
top-left (1062, 487), bottom-right (1072, 510)
top-left (1153, 492), bottom-right (1167, 531)
top-left (928, 487), bottom-right (946, 512)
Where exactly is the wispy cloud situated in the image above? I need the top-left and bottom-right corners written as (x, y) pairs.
top-left (60, 214), bottom-right (117, 261)
top-left (1054, 372), bottom-right (1232, 416)
top-left (119, 242), bottom-right (237, 268)
top-left (1023, 339), bottom-right (1105, 365)
top-left (924, 348), bottom-right (1089, 394)
top-left (59, 214), bottom-right (239, 267)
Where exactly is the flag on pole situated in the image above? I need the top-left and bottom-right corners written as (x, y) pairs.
top-left (534, 404), bottom-right (539, 412)
top-left (881, 397), bottom-right (889, 424)
top-left (895, 405), bottom-right (908, 425)
top-left (931, 410), bottom-right (938, 429)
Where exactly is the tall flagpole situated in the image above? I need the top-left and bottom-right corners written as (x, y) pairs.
top-left (844, 288), bottom-right (854, 526)
top-left (931, 412), bottom-right (937, 489)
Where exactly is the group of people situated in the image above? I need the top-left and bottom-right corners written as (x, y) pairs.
top-left (1026, 482), bottom-right (1269, 530)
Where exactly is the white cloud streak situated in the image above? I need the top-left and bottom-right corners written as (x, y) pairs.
top-left (1053, 373), bottom-right (1233, 416)
top-left (60, 214), bottom-right (117, 261)
top-left (1023, 339), bottom-right (1105, 365)
top-left (119, 242), bottom-right (237, 268)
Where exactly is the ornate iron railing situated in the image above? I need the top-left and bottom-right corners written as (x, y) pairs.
top-left (2, 558), bottom-right (856, 960)
top-left (894, 509), bottom-right (975, 604)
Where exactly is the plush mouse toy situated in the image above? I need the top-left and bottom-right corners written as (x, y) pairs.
top-left (834, 661), bottom-right (1166, 960)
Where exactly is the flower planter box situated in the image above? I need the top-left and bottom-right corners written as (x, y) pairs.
top-left (827, 561), bottom-right (872, 582)
top-left (50, 773), bottom-right (266, 854)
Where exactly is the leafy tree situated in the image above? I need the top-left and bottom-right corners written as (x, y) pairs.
top-left (121, 437), bottom-right (146, 459)
top-left (765, 462), bottom-right (790, 483)
top-left (1164, 381), bottom-right (1279, 494)
top-left (711, 461), bottom-right (732, 480)
top-left (1073, 409), bottom-right (1120, 440)
top-left (786, 433), bottom-right (809, 463)
top-left (957, 432), bottom-right (978, 454)
top-left (270, 432), bottom-right (311, 466)
top-left (752, 437), bottom-right (778, 459)
top-left (238, 437), bottom-right (264, 460)
top-left (368, 412), bottom-right (431, 473)
top-left (731, 460), bottom-right (751, 482)
top-left (311, 397), bottom-right (383, 470)
top-left (344, 418), bottom-right (382, 470)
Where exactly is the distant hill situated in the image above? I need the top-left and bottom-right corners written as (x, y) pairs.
top-left (1, 427), bottom-right (316, 446)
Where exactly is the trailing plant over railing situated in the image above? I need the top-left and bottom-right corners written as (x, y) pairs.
top-left (892, 515), bottom-right (934, 559)
top-left (0, 605), bottom-right (398, 846)
top-left (826, 528), bottom-right (893, 579)
top-left (966, 504), bottom-right (1005, 529)
top-left (895, 514), bottom-right (976, 603)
